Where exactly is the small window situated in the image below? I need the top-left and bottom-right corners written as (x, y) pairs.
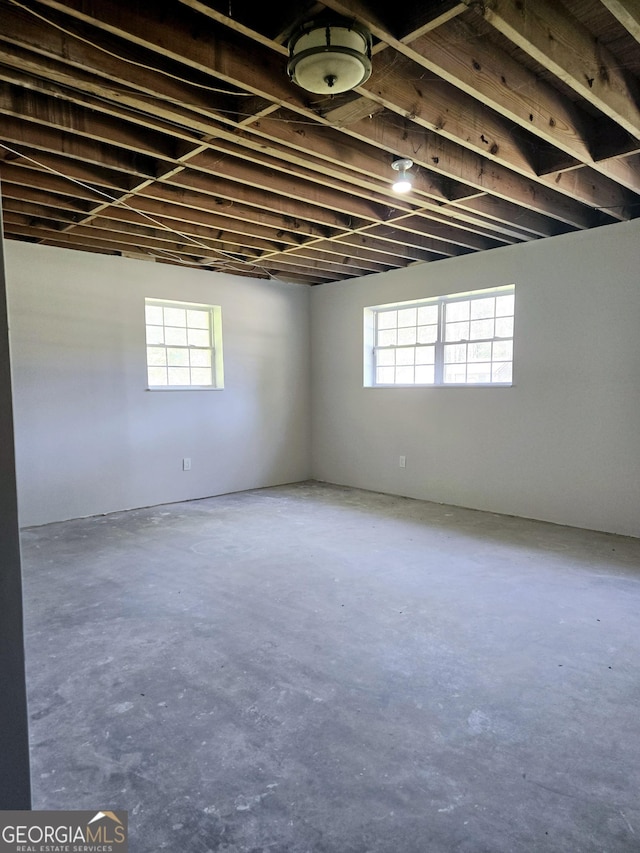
top-left (365, 286), bottom-right (515, 387)
top-left (145, 299), bottom-right (223, 389)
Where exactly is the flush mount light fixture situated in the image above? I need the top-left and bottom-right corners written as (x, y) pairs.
top-left (287, 19), bottom-right (372, 95)
top-left (391, 158), bottom-right (414, 193)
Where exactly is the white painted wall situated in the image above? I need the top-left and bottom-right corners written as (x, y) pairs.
top-left (6, 241), bottom-right (310, 527)
top-left (311, 220), bottom-right (640, 538)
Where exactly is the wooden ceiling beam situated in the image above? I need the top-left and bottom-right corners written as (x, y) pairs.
top-left (0, 182), bottom-right (97, 213)
top-left (77, 217), bottom-right (273, 259)
top-left (357, 53), bottom-right (636, 217)
top-left (446, 194), bottom-right (566, 239)
top-left (481, 0), bottom-right (640, 141)
top-left (0, 6), bottom-right (233, 118)
top-left (356, 219), bottom-right (505, 252)
top-left (3, 198), bottom-right (83, 225)
top-left (601, 0), bottom-right (640, 44)
top-left (1, 99), bottom-right (387, 240)
top-left (319, 113), bottom-right (603, 230)
top-left (4, 215), bottom-right (283, 270)
top-left (3, 0), bottom-right (638, 283)
top-left (328, 232), bottom-right (463, 260)
top-left (0, 151), bottom-right (139, 192)
top-left (3, 200), bottom-right (275, 259)
top-left (30, 0), bottom-right (303, 107)
top-left (0, 80), bottom-right (179, 162)
top-left (1, 8), bottom-right (600, 245)
top-left (263, 229), bottom-right (441, 264)
top-left (252, 246), bottom-right (395, 275)
top-left (253, 258), bottom-right (353, 281)
top-left (163, 171), bottom-right (360, 232)
top-left (0, 114), bottom-right (160, 178)
top-left (0, 63), bottom-right (441, 235)
top-left (455, 198), bottom-right (575, 237)
top-left (0, 43), bottom-right (466, 221)
top-left (137, 183), bottom-right (340, 241)
top-left (323, 0), bottom-right (640, 193)
top-left (0, 14), bottom-right (459, 211)
top-left (22, 0), bottom-right (609, 230)
top-left (186, 151), bottom-right (394, 223)
top-left (95, 205), bottom-right (298, 251)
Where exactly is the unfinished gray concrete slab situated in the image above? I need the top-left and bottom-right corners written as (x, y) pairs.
top-left (21, 482), bottom-right (640, 852)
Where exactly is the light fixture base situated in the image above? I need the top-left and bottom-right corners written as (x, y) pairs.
top-left (287, 19), bottom-right (372, 95)
top-left (391, 158), bottom-right (414, 172)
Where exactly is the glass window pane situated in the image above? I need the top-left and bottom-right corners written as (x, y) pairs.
top-left (417, 305), bottom-right (438, 325)
top-left (417, 324), bottom-right (437, 344)
top-left (376, 366), bottom-right (395, 384)
top-left (376, 349), bottom-right (395, 367)
top-left (446, 300), bottom-right (470, 322)
top-left (396, 366), bottom-right (414, 383)
top-left (190, 367), bottom-right (212, 386)
top-left (492, 362), bottom-right (513, 383)
top-left (492, 340), bottom-right (513, 361)
top-left (377, 329), bottom-right (397, 347)
top-left (165, 326), bottom-right (188, 346)
top-left (167, 348), bottom-right (189, 366)
top-left (187, 309), bottom-right (209, 330)
top-left (146, 325), bottom-right (164, 345)
top-left (147, 366), bottom-right (167, 386)
top-left (467, 364), bottom-right (492, 383)
top-left (415, 365), bottom-right (435, 384)
top-left (496, 294), bottom-right (515, 317)
top-left (444, 343), bottom-right (467, 363)
top-left (168, 367), bottom-right (190, 385)
top-left (145, 305), bottom-right (163, 325)
top-left (415, 346), bottom-right (435, 365)
top-left (376, 310), bottom-right (397, 330)
top-left (468, 342), bottom-right (492, 362)
top-left (470, 319), bottom-right (494, 340)
top-left (470, 297), bottom-right (495, 319)
top-left (188, 328), bottom-right (210, 348)
top-left (445, 321), bottom-right (469, 342)
top-left (368, 291), bottom-right (514, 388)
top-left (396, 347), bottom-right (415, 366)
top-left (496, 317), bottom-right (514, 338)
top-left (164, 307), bottom-right (186, 327)
top-left (147, 346), bottom-right (166, 366)
top-left (398, 327), bottom-right (417, 346)
top-left (190, 349), bottom-right (212, 368)
top-left (444, 365), bottom-right (467, 383)
top-left (397, 308), bottom-right (417, 327)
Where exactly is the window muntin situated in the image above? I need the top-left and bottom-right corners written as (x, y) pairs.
top-left (145, 299), bottom-right (223, 389)
top-left (371, 287), bottom-right (514, 386)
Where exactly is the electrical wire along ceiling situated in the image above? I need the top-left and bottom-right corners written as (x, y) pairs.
top-left (1, 0), bottom-right (640, 285)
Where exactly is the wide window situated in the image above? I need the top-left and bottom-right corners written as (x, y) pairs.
top-left (145, 299), bottom-right (223, 389)
top-left (366, 286), bottom-right (515, 386)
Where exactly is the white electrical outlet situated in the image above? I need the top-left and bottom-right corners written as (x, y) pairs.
top-left (399, 455), bottom-right (406, 468)
top-left (182, 457), bottom-right (191, 471)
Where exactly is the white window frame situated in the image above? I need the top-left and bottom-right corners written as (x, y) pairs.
top-left (364, 285), bottom-right (515, 388)
top-left (144, 298), bottom-right (224, 390)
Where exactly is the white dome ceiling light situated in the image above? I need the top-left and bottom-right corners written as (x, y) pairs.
top-left (287, 20), bottom-right (372, 95)
top-left (391, 158), bottom-right (414, 194)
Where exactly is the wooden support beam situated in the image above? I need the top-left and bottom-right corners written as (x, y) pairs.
top-left (601, 0), bottom-right (640, 44)
top-left (482, 0), bottom-right (640, 140)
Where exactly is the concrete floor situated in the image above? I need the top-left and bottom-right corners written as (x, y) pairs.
top-left (21, 481), bottom-right (640, 853)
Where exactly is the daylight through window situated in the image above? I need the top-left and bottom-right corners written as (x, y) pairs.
top-left (145, 299), bottom-right (223, 389)
top-left (367, 286), bottom-right (515, 386)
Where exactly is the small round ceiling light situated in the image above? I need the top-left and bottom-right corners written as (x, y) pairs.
top-left (391, 158), bottom-right (414, 193)
top-left (287, 20), bottom-right (372, 95)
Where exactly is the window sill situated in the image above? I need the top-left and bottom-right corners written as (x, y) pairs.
top-left (146, 386), bottom-right (224, 391)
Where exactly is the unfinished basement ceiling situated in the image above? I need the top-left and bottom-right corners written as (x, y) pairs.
top-left (1, 0), bottom-right (640, 285)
